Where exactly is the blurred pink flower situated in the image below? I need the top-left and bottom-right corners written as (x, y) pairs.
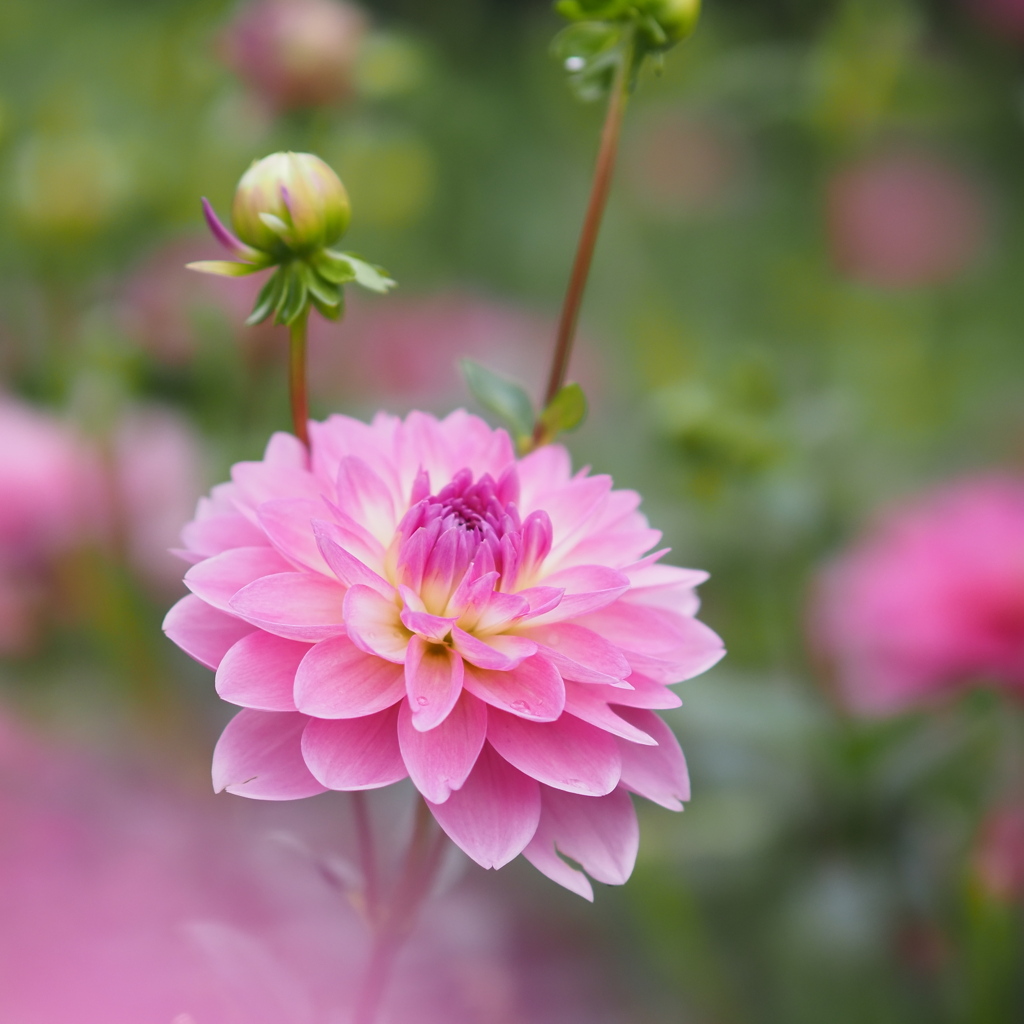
top-left (308, 291), bottom-right (601, 409)
top-left (108, 407), bottom-right (207, 593)
top-left (826, 150), bottom-right (988, 288)
top-left (966, 0), bottom-right (1024, 42)
top-left (220, 0), bottom-right (368, 112)
top-left (118, 236), bottom-right (277, 366)
top-left (973, 802), bottom-right (1024, 902)
top-left (165, 411), bottom-right (723, 897)
top-left (812, 476), bottom-right (1024, 716)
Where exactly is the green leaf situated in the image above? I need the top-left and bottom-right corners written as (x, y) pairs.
top-left (336, 252), bottom-right (397, 293)
top-left (246, 268), bottom-right (285, 325)
top-left (538, 382), bottom-right (588, 440)
top-left (460, 360), bottom-right (535, 441)
top-left (311, 289), bottom-right (345, 321)
top-left (187, 260), bottom-right (263, 277)
top-left (299, 263), bottom-right (342, 309)
top-left (273, 265), bottom-right (308, 325)
top-left (312, 250), bottom-right (358, 285)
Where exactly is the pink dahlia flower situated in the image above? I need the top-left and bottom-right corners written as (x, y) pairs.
top-left (165, 411), bottom-right (723, 897)
top-left (812, 476), bottom-right (1024, 716)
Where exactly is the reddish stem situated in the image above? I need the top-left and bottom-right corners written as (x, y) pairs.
top-left (541, 37), bottom-right (634, 414)
top-left (288, 311), bottom-right (310, 448)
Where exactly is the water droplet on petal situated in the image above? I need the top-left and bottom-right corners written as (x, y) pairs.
top-left (416, 696), bottom-right (429, 706)
top-left (511, 700), bottom-right (531, 713)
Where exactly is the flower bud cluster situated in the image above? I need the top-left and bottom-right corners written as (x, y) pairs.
top-left (188, 151), bottom-right (393, 326)
top-left (555, 0), bottom-right (700, 50)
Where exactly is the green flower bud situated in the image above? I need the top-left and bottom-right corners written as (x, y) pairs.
top-left (641, 0), bottom-right (700, 45)
top-left (231, 151), bottom-right (351, 257)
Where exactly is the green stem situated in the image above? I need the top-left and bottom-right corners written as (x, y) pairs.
top-left (540, 32), bottom-right (635, 419)
top-left (288, 310), bottom-right (310, 448)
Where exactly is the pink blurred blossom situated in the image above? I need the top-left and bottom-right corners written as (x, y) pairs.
top-left (220, 0), bottom-right (368, 112)
top-left (973, 802), bottom-right (1024, 901)
top-left (165, 411), bottom-right (723, 898)
top-left (812, 476), bottom-right (1024, 716)
top-left (826, 150), bottom-right (988, 288)
top-left (965, 0), bottom-right (1024, 42)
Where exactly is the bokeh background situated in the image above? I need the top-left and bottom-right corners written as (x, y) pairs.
top-left (2, 0), bottom-right (1024, 1020)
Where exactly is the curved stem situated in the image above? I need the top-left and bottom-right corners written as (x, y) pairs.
top-left (288, 310), bottom-right (310, 448)
top-left (352, 799), bottom-right (446, 1024)
top-left (541, 34), bottom-right (635, 415)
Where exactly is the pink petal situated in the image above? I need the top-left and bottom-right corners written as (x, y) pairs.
top-left (516, 586), bottom-right (565, 618)
top-left (163, 595), bottom-right (254, 670)
top-left (523, 786), bottom-right (638, 897)
top-left (257, 499), bottom-right (332, 574)
top-left (528, 565), bottom-right (630, 622)
top-left (398, 692), bottom-right (487, 803)
top-left (405, 636), bottom-right (465, 731)
top-left (462, 656), bottom-right (565, 722)
top-left (301, 706), bottom-right (407, 790)
top-left (230, 573), bottom-right (346, 642)
top-left (180, 511), bottom-right (267, 559)
top-left (450, 627), bottom-right (537, 671)
top-left (184, 547), bottom-right (293, 612)
top-left (563, 681), bottom-right (657, 745)
top-left (216, 631), bottom-right (310, 711)
top-left (400, 607), bottom-right (458, 643)
top-left (426, 743), bottom-right (541, 869)
top-left (231, 461), bottom-right (322, 511)
top-left (455, 584), bottom-right (529, 633)
top-left (585, 673), bottom-right (683, 709)
top-left (486, 711), bottom-right (621, 796)
top-left (294, 636), bottom-right (406, 718)
top-left (343, 584), bottom-right (409, 663)
top-left (312, 521), bottom-right (393, 596)
top-left (336, 456), bottom-right (397, 545)
top-left (519, 622), bottom-right (631, 684)
top-left (212, 710), bottom-right (327, 800)
top-left (613, 707), bottom-right (690, 810)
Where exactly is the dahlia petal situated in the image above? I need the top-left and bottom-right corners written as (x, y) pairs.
top-left (516, 445), bottom-right (573, 510)
top-left (312, 521), bottom-right (393, 596)
top-left (613, 707), bottom-right (690, 810)
top-left (426, 743), bottom-right (541, 869)
top-left (405, 636), bottom-right (465, 731)
top-left (563, 681), bottom-right (657, 745)
top-left (523, 786), bottom-right (638, 896)
top-left (457, 585), bottom-right (530, 634)
top-left (293, 636), bottom-right (405, 718)
top-left (336, 456), bottom-right (397, 546)
top-left (486, 711), bottom-right (621, 796)
top-left (585, 673), bottom-right (683, 709)
top-left (451, 628), bottom-right (537, 671)
top-left (184, 547), bottom-right (293, 612)
top-left (301, 706), bottom-right (407, 790)
top-left (231, 461), bottom-right (322, 512)
top-left (257, 499), bottom-right (333, 574)
top-left (163, 595), bottom-right (254, 670)
top-left (216, 631), bottom-right (310, 711)
top-left (230, 573), bottom-right (346, 642)
top-left (398, 692), bottom-right (487, 803)
top-left (343, 584), bottom-right (409, 662)
top-left (263, 430), bottom-right (310, 470)
top-left (519, 622), bottom-right (631, 684)
top-left (528, 565), bottom-right (630, 622)
top-left (320, 505), bottom-right (387, 570)
top-left (462, 656), bottom-right (566, 722)
top-left (400, 607), bottom-right (458, 644)
top-left (515, 586), bottom-right (565, 618)
top-left (212, 710), bottom-right (327, 800)
top-left (180, 512), bottom-right (267, 559)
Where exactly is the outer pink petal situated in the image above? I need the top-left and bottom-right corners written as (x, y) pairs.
top-left (450, 628), bottom-right (537, 671)
top-left (313, 521), bottom-right (393, 596)
top-left (405, 636), bottom-right (465, 731)
top-left (163, 595), bottom-right (254, 670)
top-left (184, 547), bottom-right (293, 612)
top-left (584, 673), bottom-right (683, 709)
top-left (336, 456), bottom-right (397, 546)
top-left (180, 511), bottom-right (267, 559)
top-left (257, 499), bottom-right (333, 574)
top-left (613, 707), bottom-right (690, 811)
top-left (398, 692), bottom-right (487, 803)
top-left (563, 681), bottom-right (657, 745)
top-left (527, 565), bottom-right (630, 623)
top-left (523, 786), bottom-right (638, 898)
top-left (230, 573), bottom-right (346, 641)
top-left (216, 631), bottom-right (310, 711)
top-left (518, 622), bottom-right (631, 684)
top-left (343, 584), bottom-right (410, 663)
top-left (212, 710), bottom-right (327, 800)
top-left (486, 711), bottom-right (621, 796)
top-left (301, 706), bottom-right (407, 790)
top-left (462, 657), bottom-right (565, 722)
top-left (294, 636), bottom-right (405, 718)
top-left (426, 743), bottom-right (541, 869)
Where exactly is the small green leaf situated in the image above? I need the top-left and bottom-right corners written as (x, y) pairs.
top-left (460, 360), bottom-right (535, 441)
top-left (338, 252), bottom-right (397, 293)
top-left (246, 268), bottom-right (285, 325)
top-left (311, 289), bottom-right (345, 321)
top-left (277, 268), bottom-right (308, 325)
top-left (538, 382), bottom-right (588, 440)
top-left (187, 260), bottom-right (263, 277)
top-left (312, 250), bottom-right (358, 285)
top-left (299, 263), bottom-right (342, 309)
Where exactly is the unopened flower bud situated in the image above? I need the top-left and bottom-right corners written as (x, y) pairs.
top-left (231, 151), bottom-right (351, 257)
top-left (641, 0), bottom-right (700, 45)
